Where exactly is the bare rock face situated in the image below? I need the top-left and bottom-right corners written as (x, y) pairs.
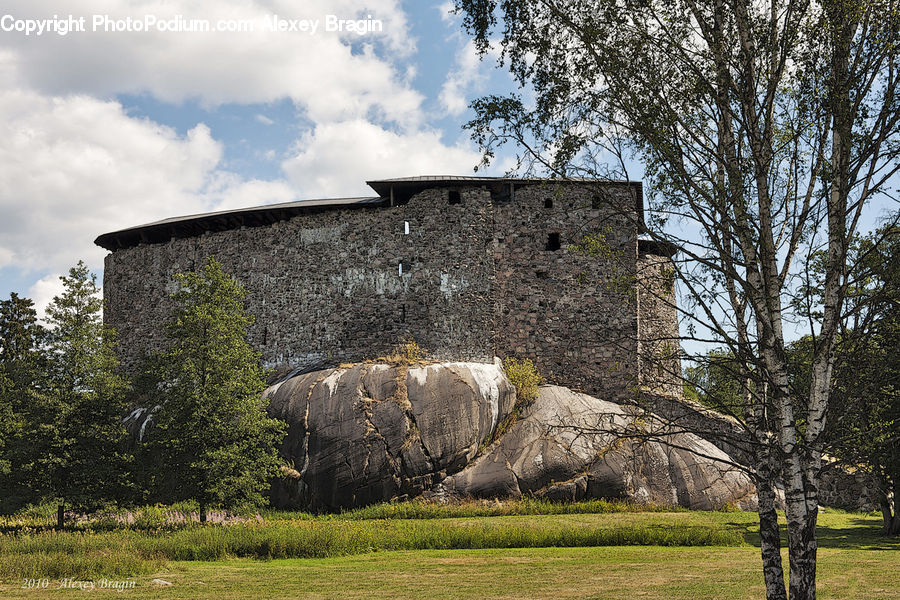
top-left (435, 385), bottom-right (757, 510)
top-left (265, 363), bottom-right (756, 511)
top-left (265, 359), bottom-right (515, 511)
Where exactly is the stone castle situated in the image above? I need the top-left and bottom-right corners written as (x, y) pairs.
top-left (96, 176), bottom-right (680, 400)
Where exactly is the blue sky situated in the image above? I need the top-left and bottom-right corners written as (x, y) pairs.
top-left (0, 0), bottom-right (524, 314)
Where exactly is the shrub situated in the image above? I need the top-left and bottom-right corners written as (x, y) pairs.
top-left (387, 338), bottom-right (424, 364)
top-left (502, 357), bottom-right (544, 407)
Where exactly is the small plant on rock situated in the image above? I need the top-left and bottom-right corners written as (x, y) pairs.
top-left (502, 357), bottom-right (544, 406)
top-left (483, 358), bottom-right (546, 448)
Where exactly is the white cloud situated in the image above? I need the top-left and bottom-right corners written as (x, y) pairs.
top-left (281, 120), bottom-right (482, 198)
top-left (0, 0), bottom-right (422, 126)
top-left (0, 0), bottom-right (509, 292)
top-left (27, 273), bottom-right (66, 323)
top-left (204, 176), bottom-right (299, 210)
top-left (439, 40), bottom-right (494, 116)
top-left (0, 247), bottom-right (14, 269)
top-left (437, 2), bottom-right (457, 24)
top-left (0, 89), bottom-right (248, 275)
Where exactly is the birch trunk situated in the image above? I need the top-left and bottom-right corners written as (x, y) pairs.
top-left (755, 449), bottom-right (787, 600)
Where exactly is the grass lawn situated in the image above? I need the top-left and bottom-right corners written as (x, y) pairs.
top-left (0, 507), bottom-right (896, 599)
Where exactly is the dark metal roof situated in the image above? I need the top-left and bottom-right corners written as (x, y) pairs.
top-left (95, 176), bottom-right (644, 252)
top-left (94, 196), bottom-right (384, 251)
top-left (365, 175), bottom-right (640, 197)
top-left (638, 235), bottom-right (680, 257)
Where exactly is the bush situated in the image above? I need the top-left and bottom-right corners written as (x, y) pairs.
top-left (502, 357), bottom-right (544, 406)
top-left (385, 338), bottom-right (424, 364)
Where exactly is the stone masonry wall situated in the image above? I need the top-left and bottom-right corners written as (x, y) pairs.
top-left (104, 181), bottom-right (663, 400)
top-left (491, 183), bottom-right (640, 401)
top-left (637, 252), bottom-right (682, 396)
top-left (104, 187), bottom-right (496, 377)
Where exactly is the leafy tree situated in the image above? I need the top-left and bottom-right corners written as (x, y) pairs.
top-left (148, 256), bottom-right (285, 522)
top-left (687, 225), bottom-right (900, 535)
top-left (41, 262), bottom-right (130, 528)
top-left (683, 349), bottom-right (748, 415)
top-left (0, 293), bottom-right (46, 386)
top-left (0, 293), bottom-right (47, 514)
top-left (453, 1), bottom-right (900, 597)
top-left (824, 225), bottom-right (900, 534)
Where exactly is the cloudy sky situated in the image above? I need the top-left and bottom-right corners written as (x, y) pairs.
top-left (0, 0), bottom-right (521, 315)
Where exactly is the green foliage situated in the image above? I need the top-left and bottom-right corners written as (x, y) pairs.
top-left (828, 226), bottom-right (900, 534)
top-left (332, 497), bottom-right (684, 520)
top-left (486, 357), bottom-right (546, 446)
top-left (0, 294), bottom-right (47, 514)
top-left (34, 264), bottom-right (130, 524)
top-left (502, 357), bottom-right (544, 406)
top-left (683, 349), bottom-right (752, 417)
top-left (0, 511), bottom-right (745, 579)
top-left (384, 338), bottom-right (424, 365)
top-left (791, 222), bottom-right (900, 533)
top-left (0, 292), bottom-right (46, 389)
top-left (148, 256), bottom-right (286, 519)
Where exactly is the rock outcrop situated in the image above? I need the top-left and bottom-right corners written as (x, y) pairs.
top-left (265, 360), bottom-right (757, 511)
top-left (436, 385), bottom-right (757, 510)
top-left (265, 359), bottom-right (515, 511)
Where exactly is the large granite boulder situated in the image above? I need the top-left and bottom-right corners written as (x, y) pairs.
top-left (265, 359), bottom-right (516, 511)
top-left (435, 385), bottom-right (758, 510)
top-left (264, 361), bottom-right (756, 511)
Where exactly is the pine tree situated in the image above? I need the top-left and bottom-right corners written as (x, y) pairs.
top-left (149, 256), bottom-right (285, 522)
top-left (41, 262), bottom-right (130, 528)
top-left (0, 293), bottom-right (47, 514)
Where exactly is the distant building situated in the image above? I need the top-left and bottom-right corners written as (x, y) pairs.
top-left (96, 176), bottom-right (680, 399)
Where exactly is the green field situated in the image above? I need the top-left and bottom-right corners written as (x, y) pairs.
top-left (1, 503), bottom-right (897, 599)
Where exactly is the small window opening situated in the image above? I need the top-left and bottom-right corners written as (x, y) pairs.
top-left (448, 190), bottom-right (461, 205)
top-left (400, 304), bottom-right (407, 323)
top-left (545, 233), bottom-right (561, 251)
top-left (591, 195), bottom-right (603, 209)
top-left (544, 198), bottom-right (553, 209)
top-left (262, 326), bottom-right (269, 345)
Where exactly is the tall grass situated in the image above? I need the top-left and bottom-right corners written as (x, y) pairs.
top-left (0, 531), bottom-right (166, 579)
top-left (0, 511), bottom-right (743, 580)
top-left (0, 499), bottom-right (741, 580)
top-left (329, 497), bottom-right (686, 521)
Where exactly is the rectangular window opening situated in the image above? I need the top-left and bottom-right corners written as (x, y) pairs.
top-left (546, 233), bottom-right (561, 251)
top-left (544, 198), bottom-right (553, 208)
top-left (448, 190), bottom-right (462, 205)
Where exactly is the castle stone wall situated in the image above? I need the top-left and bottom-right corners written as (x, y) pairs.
top-left (637, 252), bottom-right (682, 396)
top-left (491, 183), bottom-right (640, 400)
top-left (104, 186), bottom-right (496, 377)
top-left (103, 180), bottom-right (673, 399)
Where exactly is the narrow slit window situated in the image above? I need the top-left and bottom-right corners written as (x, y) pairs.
top-left (546, 233), bottom-right (561, 251)
top-left (544, 198), bottom-right (553, 208)
top-left (448, 190), bottom-right (461, 205)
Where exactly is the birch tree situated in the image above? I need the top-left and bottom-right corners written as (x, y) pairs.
top-left (453, 0), bottom-right (900, 598)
